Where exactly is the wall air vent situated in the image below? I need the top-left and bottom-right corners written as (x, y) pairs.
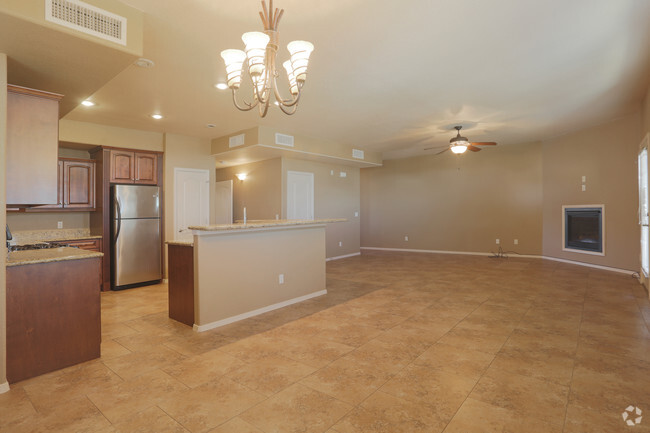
top-left (352, 149), bottom-right (365, 159)
top-left (275, 133), bottom-right (294, 147)
top-left (229, 134), bottom-right (245, 148)
top-left (45, 0), bottom-right (127, 46)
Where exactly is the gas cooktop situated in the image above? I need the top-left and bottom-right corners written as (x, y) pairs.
top-left (8, 242), bottom-right (70, 252)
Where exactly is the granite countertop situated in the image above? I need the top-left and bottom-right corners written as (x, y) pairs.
top-left (166, 240), bottom-right (194, 246)
top-left (10, 229), bottom-right (101, 245)
top-left (7, 247), bottom-right (104, 267)
top-left (189, 218), bottom-right (346, 232)
top-left (47, 235), bottom-right (103, 242)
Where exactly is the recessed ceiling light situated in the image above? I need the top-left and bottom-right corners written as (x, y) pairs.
top-left (151, 114), bottom-right (163, 120)
top-left (215, 83), bottom-right (228, 90)
top-left (135, 58), bottom-right (155, 68)
top-left (81, 100), bottom-right (95, 107)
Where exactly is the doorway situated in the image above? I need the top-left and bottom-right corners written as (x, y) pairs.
top-left (215, 180), bottom-right (233, 224)
top-left (174, 168), bottom-right (210, 241)
top-left (639, 135), bottom-right (649, 278)
top-left (286, 171), bottom-right (314, 220)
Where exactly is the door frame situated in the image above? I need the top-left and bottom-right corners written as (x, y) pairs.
top-left (286, 170), bottom-right (314, 220)
top-left (174, 168), bottom-right (210, 240)
top-left (639, 134), bottom-right (650, 289)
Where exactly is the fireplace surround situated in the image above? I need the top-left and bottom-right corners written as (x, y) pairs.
top-left (562, 205), bottom-right (605, 255)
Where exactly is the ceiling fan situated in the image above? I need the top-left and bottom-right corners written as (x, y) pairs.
top-left (425, 126), bottom-right (497, 155)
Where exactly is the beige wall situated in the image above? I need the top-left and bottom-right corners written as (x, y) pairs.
top-left (1, 52), bottom-right (8, 389)
top-left (216, 157), bottom-right (362, 259)
top-left (163, 133), bottom-right (215, 277)
top-left (59, 119), bottom-right (163, 152)
top-left (7, 212), bottom-right (89, 231)
top-left (194, 226), bottom-right (326, 328)
top-left (361, 143), bottom-right (544, 254)
top-left (281, 158), bottom-right (361, 258)
top-left (215, 158), bottom-right (283, 222)
top-left (542, 113), bottom-right (641, 270)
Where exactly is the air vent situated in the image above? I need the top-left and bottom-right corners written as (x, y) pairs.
top-left (352, 149), bottom-right (365, 159)
top-left (45, 0), bottom-right (127, 46)
top-left (275, 133), bottom-right (294, 147)
top-left (229, 134), bottom-right (245, 148)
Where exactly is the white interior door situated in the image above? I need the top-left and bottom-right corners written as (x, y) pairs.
top-left (287, 171), bottom-right (314, 220)
top-left (174, 168), bottom-right (210, 240)
top-left (215, 180), bottom-right (233, 224)
top-left (639, 138), bottom-right (649, 277)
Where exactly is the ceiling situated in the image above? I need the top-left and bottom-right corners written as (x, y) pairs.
top-left (57, 0), bottom-right (650, 160)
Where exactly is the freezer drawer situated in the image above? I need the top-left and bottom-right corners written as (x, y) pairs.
top-left (113, 218), bottom-right (162, 288)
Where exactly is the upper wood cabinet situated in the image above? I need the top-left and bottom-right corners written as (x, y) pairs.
top-left (28, 158), bottom-right (96, 211)
top-left (109, 150), bottom-right (135, 183)
top-left (109, 149), bottom-right (159, 185)
top-left (6, 85), bottom-right (63, 206)
top-left (134, 152), bottom-right (158, 185)
top-left (63, 159), bottom-right (96, 209)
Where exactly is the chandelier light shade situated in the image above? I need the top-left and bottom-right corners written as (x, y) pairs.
top-left (220, 0), bottom-right (314, 117)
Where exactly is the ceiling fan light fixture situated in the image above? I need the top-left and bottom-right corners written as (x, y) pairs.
top-left (450, 145), bottom-right (468, 154)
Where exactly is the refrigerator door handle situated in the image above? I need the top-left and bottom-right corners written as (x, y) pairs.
top-left (114, 198), bottom-right (122, 243)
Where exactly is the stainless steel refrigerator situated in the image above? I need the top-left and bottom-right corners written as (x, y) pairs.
top-left (111, 185), bottom-right (162, 290)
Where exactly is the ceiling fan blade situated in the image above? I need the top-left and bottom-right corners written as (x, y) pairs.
top-left (424, 145), bottom-right (448, 151)
top-left (467, 145), bottom-right (481, 152)
top-left (469, 142), bottom-right (497, 146)
top-left (436, 147), bottom-right (450, 155)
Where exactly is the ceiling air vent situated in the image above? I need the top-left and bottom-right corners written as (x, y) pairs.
top-left (229, 134), bottom-right (245, 148)
top-left (352, 149), bottom-right (365, 159)
top-left (45, 0), bottom-right (127, 46)
top-left (275, 133), bottom-right (294, 147)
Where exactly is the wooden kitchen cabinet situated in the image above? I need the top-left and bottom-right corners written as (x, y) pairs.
top-left (63, 159), bottom-right (96, 209)
top-left (6, 85), bottom-right (63, 206)
top-left (109, 150), bottom-right (158, 184)
top-left (134, 152), bottom-right (158, 184)
top-left (6, 257), bottom-right (101, 383)
top-left (29, 158), bottom-right (96, 211)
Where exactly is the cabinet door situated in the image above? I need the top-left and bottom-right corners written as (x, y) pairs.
top-left (134, 152), bottom-right (158, 185)
top-left (63, 160), bottom-right (95, 209)
top-left (110, 150), bottom-right (134, 183)
top-left (6, 86), bottom-right (61, 205)
top-left (36, 160), bottom-right (64, 209)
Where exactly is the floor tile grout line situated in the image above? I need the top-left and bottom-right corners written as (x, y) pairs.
top-left (560, 278), bottom-right (588, 433)
top-left (439, 298), bottom-right (531, 433)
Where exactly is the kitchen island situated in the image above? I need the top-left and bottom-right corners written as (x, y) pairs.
top-left (168, 219), bottom-right (343, 331)
top-left (6, 247), bottom-right (103, 383)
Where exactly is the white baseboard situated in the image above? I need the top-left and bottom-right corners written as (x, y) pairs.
top-left (360, 247), bottom-right (636, 275)
top-left (193, 289), bottom-right (328, 332)
top-left (0, 382), bottom-right (9, 394)
top-left (326, 252), bottom-right (361, 262)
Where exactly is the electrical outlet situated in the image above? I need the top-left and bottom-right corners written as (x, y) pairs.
top-left (338, 241), bottom-right (342, 247)
top-left (330, 170), bottom-right (334, 175)
top-left (581, 184), bottom-right (586, 191)
top-left (404, 236), bottom-right (409, 241)
top-left (354, 211), bottom-right (359, 217)
top-left (57, 221), bottom-right (63, 229)
top-left (275, 214), bottom-right (279, 220)
top-left (582, 175), bottom-right (586, 182)
top-left (278, 274), bottom-right (284, 284)
top-left (496, 238), bottom-right (500, 245)
top-left (339, 171), bottom-right (347, 178)
top-left (514, 239), bottom-right (519, 245)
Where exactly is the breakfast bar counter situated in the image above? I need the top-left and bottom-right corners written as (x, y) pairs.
top-left (168, 219), bottom-right (342, 331)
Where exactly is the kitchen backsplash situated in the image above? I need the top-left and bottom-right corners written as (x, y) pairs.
top-left (10, 228), bottom-right (92, 244)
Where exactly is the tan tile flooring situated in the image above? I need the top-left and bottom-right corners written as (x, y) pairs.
top-left (2, 251), bottom-right (650, 432)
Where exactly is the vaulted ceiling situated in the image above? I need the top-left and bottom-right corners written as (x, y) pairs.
top-left (21, 0), bottom-right (650, 159)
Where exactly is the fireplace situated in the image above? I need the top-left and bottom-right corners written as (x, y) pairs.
top-left (563, 205), bottom-right (604, 255)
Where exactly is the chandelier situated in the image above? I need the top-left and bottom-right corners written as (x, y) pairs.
top-left (220, 1), bottom-right (314, 117)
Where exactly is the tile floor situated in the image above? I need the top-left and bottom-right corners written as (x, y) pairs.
top-left (2, 251), bottom-right (650, 432)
